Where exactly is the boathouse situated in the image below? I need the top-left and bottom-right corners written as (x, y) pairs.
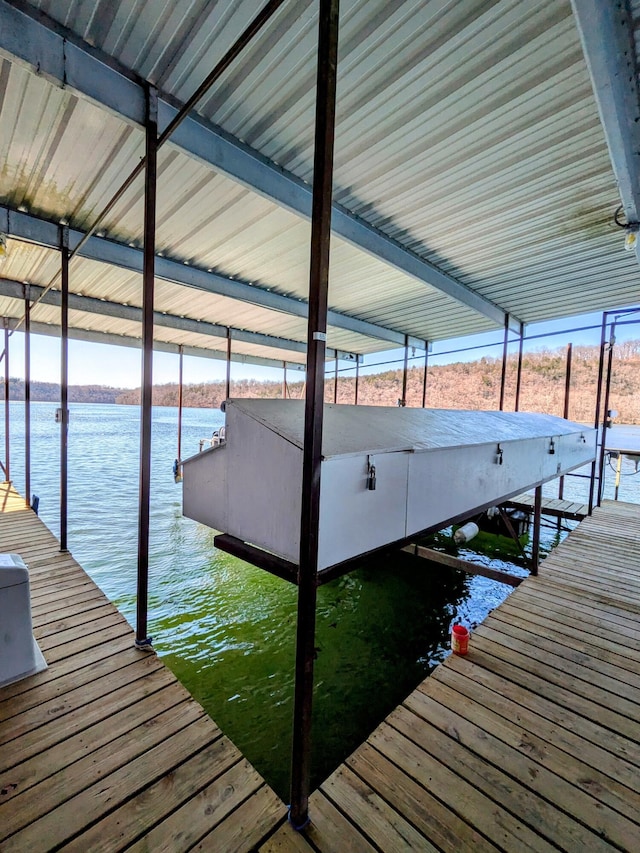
top-left (1, 1), bottom-right (640, 849)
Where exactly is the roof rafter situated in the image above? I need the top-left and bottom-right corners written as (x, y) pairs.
top-left (0, 0), bottom-right (520, 334)
top-left (0, 206), bottom-right (402, 349)
top-left (0, 276), bottom-right (308, 357)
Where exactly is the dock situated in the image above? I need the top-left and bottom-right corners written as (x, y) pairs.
top-left (505, 492), bottom-right (588, 521)
top-left (0, 484), bottom-right (286, 851)
top-left (265, 499), bottom-right (640, 852)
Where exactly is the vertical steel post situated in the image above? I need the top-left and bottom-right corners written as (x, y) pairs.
top-left (588, 313), bottom-right (608, 513)
top-left (60, 233), bottom-right (69, 551)
top-left (514, 322), bottom-right (524, 412)
top-left (530, 485), bottom-right (542, 576)
top-left (400, 334), bottom-right (409, 406)
top-left (177, 345), bottom-right (184, 464)
top-left (333, 351), bottom-right (338, 403)
top-left (558, 342), bottom-right (573, 501)
top-left (3, 319), bottom-right (9, 483)
top-left (24, 291), bottom-right (31, 506)
top-left (283, 362), bottom-right (287, 399)
top-left (225, 328), bottom-right (232, 400)
top-left (597, 327), bottom-right (615, 507)
top-left (422, 343), bottom-right (429, 408)
top-left (354, 358), bottom-right (359, 405)
top-left (499, 314), bottom-right (509, 411)
top-left (290, 0), bottom-right (339, 829)
top-left (136, 86), bottom-right (158, 650)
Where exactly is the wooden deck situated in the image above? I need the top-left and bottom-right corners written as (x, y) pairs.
top-left (265, 500), bottom-right (640, 852)
top-left (505, 492), bottom-right (588, 521)
top-left (0, 483), bottom-right (286, 851)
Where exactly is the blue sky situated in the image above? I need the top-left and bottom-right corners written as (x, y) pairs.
top-left (3, 307), bottom-right (639, 389)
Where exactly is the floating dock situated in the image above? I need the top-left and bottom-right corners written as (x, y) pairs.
top-left (265, 499), bottom-right (640, 852)
top-left (0, 484), bottom-right (286, 852)
top-left (505, 493), bottom-right (588, 521)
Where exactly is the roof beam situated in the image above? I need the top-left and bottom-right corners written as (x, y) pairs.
top-left (571, 0), bottom-right (640, 224)
top-left (10, 318), bottom-right (305, 371)
top-left (0, 0), bottom-right (519, 333)
top-left (0, 205), bottom-right (405, 347)
top-left (0, 276), bottom-right (307, 356)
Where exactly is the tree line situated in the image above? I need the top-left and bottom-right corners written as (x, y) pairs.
top-left (3, 340), bottom-right (640, 423)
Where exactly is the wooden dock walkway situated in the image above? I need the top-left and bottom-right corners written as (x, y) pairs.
top-left (505, 492), bottom-right (588, 521)
top-left (0, 483), bottom-right (286, 851)
top-left (265, 500), bottom-right (640, 852)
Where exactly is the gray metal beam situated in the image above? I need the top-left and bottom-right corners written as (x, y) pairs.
top-left (571, 0), bottom-right (640, 224)
top-left (0, 276), bottom-right (307, 356)
top-left (0, 205), bottom-right (407, 347)
top-left (5, 316), bottom-right (305, 371)
top-left (0, 0), bottom-right (519, 333)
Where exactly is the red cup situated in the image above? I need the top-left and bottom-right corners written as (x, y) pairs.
top-left (451, 624), bottom-right (469, 655)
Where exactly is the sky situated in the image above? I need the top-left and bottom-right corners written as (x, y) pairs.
top-left (2, 307), bottom-right (640, 390)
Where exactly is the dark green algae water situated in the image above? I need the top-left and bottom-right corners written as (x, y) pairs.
top-left (7, 400), bottom-right (604, 799)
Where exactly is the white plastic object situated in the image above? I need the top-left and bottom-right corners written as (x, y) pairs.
top-left (0, 553), bottom-right (47, 688)
top-left (453, 522), bottom-right (480, 545)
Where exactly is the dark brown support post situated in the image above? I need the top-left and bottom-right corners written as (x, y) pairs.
top-left (558, 343), bottom-right (573, 501)
top-left (400, 335), bottom-right (409, 407)
top-left (588, 313), bottom-right (608, 513)
top-left (177, 345), bottom-right (184, 464)
top-left (136, 86), bottom-right (158, 650)
top-left (60, 232), bottom-right (69, 551)
top-left (514, 322), bottom-right (524, 411)
top-left (24, 291), bottom-right (31, 506)
top-left (531, 484), bottom-right (542, 576)
top-left (597, 326), bottom-right (615, 507)
top-left (225, 328), bottom-right (232, 400)
top-left (354, 358), bottom-right (359, 405)
top-left (333, 351), bottom-right (338, 403)
top-left (422, 343), bottom-right (429, 408)
top-left (290, 0), bottom-right (339, 829)
top-left (3, 319), bottom-right (9, 483)
top-left (282, 362), bottom-right (287, 399)
top-left (499, 314), bottom-right (509, 411)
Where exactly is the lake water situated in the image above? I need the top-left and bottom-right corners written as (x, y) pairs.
top-left (4, 402), bottom-right (639, 797)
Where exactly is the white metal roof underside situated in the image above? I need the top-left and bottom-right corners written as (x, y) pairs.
top-left (0, 0), bottom-right (638, 368)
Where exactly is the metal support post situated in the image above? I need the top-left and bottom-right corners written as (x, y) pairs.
top-left (399, 334), bottom-right (409, 406)
top-left (499, 314), bottom-right (509, 411)
top-left (354, 359), bottom-right (359, 405)
top-left (3, 319), bottom-right (9, 483)
top-left (333, 351), bottom-right (338, 403)
top-left (175, 345), bottom-right (183, 480)
top-left (136, 86), bottom-right (158, 650)
top-left (60, 234), bottom-right (69, 551)
top-left (283, 362), bottom-right (287, 399)
top-left (558, 343), bottom-right (573, 502)
top-left (531, 485), bottom-right (542, 576)
top-left (597, 328), bottom-right (615, 507)
top-left (225, 328), bottom-right (232, 400)
top-left (514, 323), bottom-right (524, 412)
top-left (290, 0), bottom-right (339, 829)
top-left (588, 314), bottom-right (607, 513)
top-left (422, 342), bottom-right (429, 408)
top-left (24, 292), bottom-right (31, 506)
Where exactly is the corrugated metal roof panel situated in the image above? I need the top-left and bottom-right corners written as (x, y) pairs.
top-left (3, 0), bottom-right (639, 354)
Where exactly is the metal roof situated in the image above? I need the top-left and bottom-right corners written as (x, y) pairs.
top-left (0, 0), bottom-right (638, 367)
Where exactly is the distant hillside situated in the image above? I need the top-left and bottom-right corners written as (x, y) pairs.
top-left (3, 379), bottom-right (127, 404)
top-left (115, 340), bottom-right (640, 424)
